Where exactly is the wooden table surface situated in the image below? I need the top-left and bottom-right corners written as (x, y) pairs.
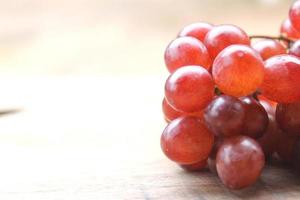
top-left (0, 75), bottom-right (298, 200)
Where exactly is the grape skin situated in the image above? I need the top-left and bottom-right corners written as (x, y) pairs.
top-left (275, 131), bottom-right (298, 163)
top-left (257, 113), bottom-right (282, 158)
top-left (276, 102), bottom-right (300, 136)
top-left (240, 96), bottom-right (269, 139)
top-left (162, 98), bottom-right (203, 122)
top-left (204, 24), bottom-right (250, 59)
top-left (216, 136), bottom-right (265, 190)
top-left (258, 95), bottom-right (277, 111)
top-left (178, 22), bottom-right (213, 43)
top-left (280, 18), bottom-right (300, 39)
top-left (252, 39), bottom-right (286, 61)
top-left (260, 55), bottom-right (300, 103)
top-left (204, 95), bottom-right (246, 137)
top-left (289, 40), bottom-right (300, 58)
top-left (165, 66), bottom-right (214, 113)
top-left (161, 116), bottom-right (214, 164)
top-left (259, 99), bottom-right (276, 116)
top-left (213, 45), bottom-right (264, 97)
top-left (164, 37), bottom-right (212, 73)
top-left (289, 0), bottom-right (300, 32)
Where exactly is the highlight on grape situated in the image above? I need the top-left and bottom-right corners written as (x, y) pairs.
top-left (160, 0), bottom-right (300, 190)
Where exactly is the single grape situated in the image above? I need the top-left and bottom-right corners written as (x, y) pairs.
top-left (257, 114), bottom-right (282, 158)
top-left (260, 55), bottom-right (300, 103)
top-left (252, 39), bottom-right (286, 61)
top-left (161, 116), bottom-right (214, 164)
top-left (216, 136), bottom-right (265, 190)
top-left (276, 102), bottom-right (300, 136)
top-left (280, 18), bottom-right (300, 39)
top-left (164, 37), bottom-right (211, 73)
top-left (289, 0), bottom-right (300, 32)
top-left (289, 40), bottom-right (300, 58)
top-left (204, 95), bottom-right (245, 137)
top-left (179, 159), bottom-right (207, 171)
top-left (178, 22), bottom-right (213, 42)
top-left (240, 96), bottom-right (269, 139)
top-left (204, 24), bottom-right (250, 59)
top-left (212, 45), bottom-right (264, 97)
top-left (162, 98), bottom-right (203, 122)
top-left (165, 66), bottom-right (214, 113)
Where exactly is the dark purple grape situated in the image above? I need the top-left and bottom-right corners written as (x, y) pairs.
top-left (276, 102), bottom-right (300, 136)
top-left (240, 96), bottom-right (269, 139)
top-left (257, 114), bottom-right (282, 158)
top-left (204, 95), bottom-right (246, 137)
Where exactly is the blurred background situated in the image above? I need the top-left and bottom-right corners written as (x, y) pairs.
top-left (0, 0), bottom-right (295, 199)
top-left (0, 0), bottom-right (293, 75)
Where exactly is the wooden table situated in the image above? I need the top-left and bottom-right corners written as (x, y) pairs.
top-left (0, 75), bottom-right (299, 200)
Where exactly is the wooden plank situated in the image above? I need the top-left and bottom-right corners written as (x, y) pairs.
top-left (0, 76), bottom-right (298, 199)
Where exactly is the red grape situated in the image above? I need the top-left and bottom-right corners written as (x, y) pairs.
top-left (179, 160), bottom-right (207, 171)
top-left (162, 98), bottom-right (203, 122)
top-left (280, 18), bottom-right (300, 39)
top-left (165, 66), bottom-right (214, 113)
top-left (276, 102), bottom-right (300, 136)
top-left (161, 116), bottom-right (214, 164)
top-left (240, 96), bottom-right (269, 139)
top-left (252, 39), bottom-right (286, 61)
top-left (164, 37), bottom-right (212, 73)
top-left (289, 0), bottom-right (300, 32)
top-left (216, 136), bottom-right (265, 189)
top-left (257, 114), bottom-right (282, 158)
top-left (289, 40), bottom-right (300, 58)
top-left (213, 45), bottom-right (264, 97)
top-left (178, 22), bottom-right (213, 42)
top-left (260, 55), bottom-right (300, 103)
top-left (204, 24), bottom-right (250, 59)
top-left (204, 95), bottom-right (245, 137)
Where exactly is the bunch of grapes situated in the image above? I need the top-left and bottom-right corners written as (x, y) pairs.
top-left (161, 1), bottom-right (300, 190)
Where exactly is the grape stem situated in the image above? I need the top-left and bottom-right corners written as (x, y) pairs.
top-left (252, 90), bottom-right (261, 101)
top-left (250, 35), bottom-right (295, 48)
top-left (249, 35), bottom-right (295, 43)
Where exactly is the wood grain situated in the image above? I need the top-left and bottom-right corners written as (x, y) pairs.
top-left (0, 76), bottom-right (298, 199)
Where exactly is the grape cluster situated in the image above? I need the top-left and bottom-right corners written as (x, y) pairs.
top-left (161, 1), bottom-right (300, 190)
